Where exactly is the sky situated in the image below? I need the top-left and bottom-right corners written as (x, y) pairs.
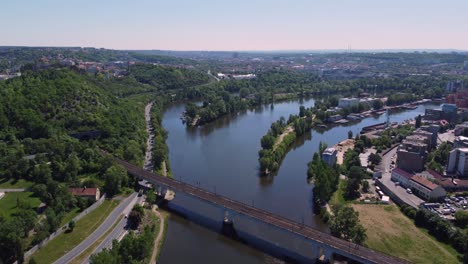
top-left (1, 0), bottom-right (467, 51)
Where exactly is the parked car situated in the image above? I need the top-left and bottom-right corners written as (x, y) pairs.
top-left (406, 188), bottom-right (412, 194)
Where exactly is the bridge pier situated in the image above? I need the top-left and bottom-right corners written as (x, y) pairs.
top-left (322, 247), bottom-right (334, 264)
top-left (311, 243), bottom-right (320, 260)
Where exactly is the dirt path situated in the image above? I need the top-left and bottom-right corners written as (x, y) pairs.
top-left (273, 125), bottom-right (294, 150)
top-left (150, 207), bottom-right (165, 264)
top-left (161, 161), bottom-right (167, 177)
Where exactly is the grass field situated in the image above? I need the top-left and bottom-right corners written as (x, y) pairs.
top-left (0, 192), bottom-right (41, 218)
top-left (30, 199), bottom-right (120, 264)
top-left (353, 204), bottom-right (460, 264)
top-left (0, 178), bottom-right (33, 189)
top-left (60, 207), bottom-right (81, 226)
top-left (330, 179), bottom-right (347, 207)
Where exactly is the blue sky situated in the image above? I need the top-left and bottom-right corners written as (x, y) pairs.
top-left (1, 0), bottom-right (467, 50)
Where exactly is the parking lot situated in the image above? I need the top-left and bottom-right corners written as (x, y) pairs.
top-left (422, 196), bottom-right (468, 220)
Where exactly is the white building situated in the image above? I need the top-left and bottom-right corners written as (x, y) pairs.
top-left (338, 98), bottom-right (359, 108)
top-left (410, 175), bottom-right (446, 201)
top-left (391, 168), bottom-right (413, 187)
top-left (447, 148), bottom-right (468, 178)
top-left (322, 148), bottom-right (337, 166)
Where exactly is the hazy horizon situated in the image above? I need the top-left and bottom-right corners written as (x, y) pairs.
top-left (2, 0), bottom-right (467, 51)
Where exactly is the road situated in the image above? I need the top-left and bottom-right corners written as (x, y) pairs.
top-left (0, 188), bottom-right (26, 192)
top-left (116, 158), bottom-right (407, 264)
top-left (53, 193), bottom-right (139, 264)
top-left (81, 194), bottom-right (144, 263)
top-left (378, 147), bottom-right (424, 208)
top-left (144, 102), bottom-right (154, 171)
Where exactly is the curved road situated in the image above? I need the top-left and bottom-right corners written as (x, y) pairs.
top-left (53, 193), bottom-right (139, 264)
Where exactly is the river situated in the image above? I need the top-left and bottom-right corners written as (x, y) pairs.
top-left (158, 99), bottom-right (439, 263)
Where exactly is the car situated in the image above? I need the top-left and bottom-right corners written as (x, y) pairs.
top-left (406, 188), bottom-right (412, 194)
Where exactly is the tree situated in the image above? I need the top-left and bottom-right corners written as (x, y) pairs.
top-left (415, 114), bottom-right (422, 128)
top-left (103, 165), bottom-right (128, 197)
top-left (329, 205), bottom-right (367, 245)
top-left (146, 191), bottom-right (156, 205)
top-left (128, 204), bottom-right (144, 229)
top-left (299, 106), bottom-right (306, 117)
top-left (239, 87), bottom-right (250, 98)
top-left (372, 99), bottom-right (384, 110)
top-left (260, 134), bottom-right (276, 150)
top-left (348, 130), bottom-right (353, 139)
top-left (368, 153), bottom-right (382, 165)
top-left (362, 181), bottom-right (370, 193)
top-left (454, 210), bottom-right (468, 228)
top-left (68, 220), bottom-right (76, 231)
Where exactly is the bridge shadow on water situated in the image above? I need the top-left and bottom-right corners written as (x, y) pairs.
top-left (157, 193), bottom-right (349, 264)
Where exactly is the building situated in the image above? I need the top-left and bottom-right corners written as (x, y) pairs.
top-left (69, 187), bottom-right (100, 202)
top-left (426, 169), bottom-right (468, 192)
top-left (454, 136), bottom-right (468, 148)
top-left (391, 168), bottom-right (413, 187)
top-left (326, 114), bottom-right (343, 123)
top-left (441, 103), bottom-right (457, 114)
top-left (338, 98), bottom-right (359, 108)
top-left (447, 148), bottom-right (468, 178)
top-left (396, 139), bottom-right (427, 172)
top-left (322, 148), bottom-right (337, 166)
top-left (454, 122), bottom-right (468, 136)
top-left (414, 127), bottom-right (437, 150)
top-left (409, 175), bottom-right (446, 201)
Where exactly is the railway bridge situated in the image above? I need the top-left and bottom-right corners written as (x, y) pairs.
top-left (116, 158), bottom-right (406, 264)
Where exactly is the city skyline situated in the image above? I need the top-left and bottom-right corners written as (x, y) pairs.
top-left (2, 0), bottom-right (468, 51)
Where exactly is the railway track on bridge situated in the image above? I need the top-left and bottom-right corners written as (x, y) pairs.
top-left (115, 158), bottom-right (407, 264)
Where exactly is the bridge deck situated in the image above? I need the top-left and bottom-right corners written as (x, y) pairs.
top-left (116, 158), bottom-right (406, 264)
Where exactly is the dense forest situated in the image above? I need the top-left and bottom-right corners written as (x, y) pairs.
top-left (0, 68), bottom-right (152, 263)
top-left (182, 69), bottom-right (452, 127)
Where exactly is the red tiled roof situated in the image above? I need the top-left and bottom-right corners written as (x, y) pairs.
top-left (439, 178), bottom-right (468, 188)
top-left (427, 169), bottom-right (444, 180)
top-left (411, 175), bottom-right (439, 191)
top-left (69, 187), bottom-right (98, 196)
top-left (392, 168), bottom-right (413, 179)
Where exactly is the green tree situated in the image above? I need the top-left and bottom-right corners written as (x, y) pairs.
top-left (68, 220), bottom-right (76, 231)
top-left (415, 114), bottom-right (422, 128)
top-left (368, 153), bottom-right (382, 165)
top-left (103, 165), bottom-right (128, 197)
top-left (348, 130), bottom-right (353, 139)
top-left (146, 191), bottom-right (156, 205)
top-left (128, 204), bottom-right (144, 229)
top-left (239, 87), bottom-right (250, 98)
top-left (454, 210), bottom-right (468, 228)
top-left (329, 205), bottom-right (367, 245)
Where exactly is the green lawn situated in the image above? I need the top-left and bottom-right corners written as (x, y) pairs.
top-left (0, 178), bottom-right (34, 189)
top-left (353, 204), bottom-right (460, 264)
top-left (60, 207), bottom-right (81, 226)
top-left (30, 199), bottom-right (120, 264)
top-left (0, 192), bottom-right (41, 218)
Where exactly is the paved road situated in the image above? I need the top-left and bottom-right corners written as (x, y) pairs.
top-left (53, 193), bottom-right (139, 264)
top-left (0, 188), bottom-right (26, 192)
top-left (116, 158), bottom-right (407, 264)
top-left (378, 147), bottom-right (423, 208)
top-left (81, 195), bottom-right (144, 264)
